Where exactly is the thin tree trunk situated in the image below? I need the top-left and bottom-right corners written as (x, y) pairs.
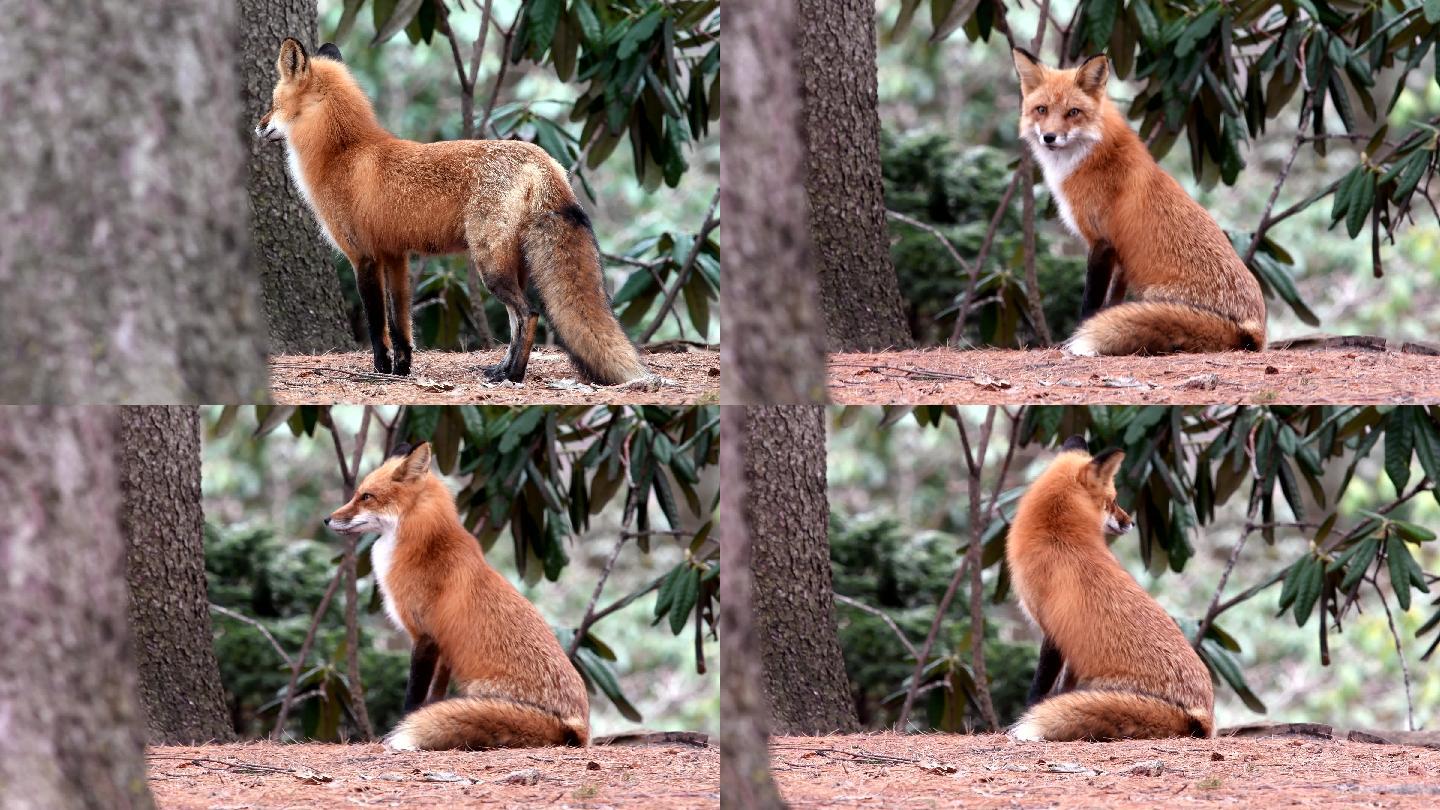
top-left (744, 406), bottom-right (860, 735)
top-left (0, 408), bottom-right (154, 809)
top-left (722, 0), bottom-right (828, 404)
top-left (119, 407), bottom-right (235, 744)
top-left (239, 0), bottom-right (357, 354)
top-left (796, 0), bottom-right (912, 352)
top-left (720, 406), bottom-right (787, 809)
top-left (0, 2), bottom-right (267, 403)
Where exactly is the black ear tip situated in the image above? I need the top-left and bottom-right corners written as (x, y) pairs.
top-left (1090, 448), bottom-right (1122, 467)
top-left (1013, 46), bottom-right (1041, 65)
top-left (317, 43), bottom-right (343, 62)
top-left (389, 442), bottom-right (413, 458)
top-left (1061, 435), bottom-right (1089, 453)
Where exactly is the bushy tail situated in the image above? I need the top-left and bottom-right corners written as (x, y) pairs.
top-left (1065, 302), bottom-right (1265, 356)
top-left (386, 695), bottom-right (589, 751)
top-left (523, 205), bottom-right (649, 385)
top-left (1010, 690), bottom-right (1213, 742)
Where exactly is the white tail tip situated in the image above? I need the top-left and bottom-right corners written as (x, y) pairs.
top-left (1008, 719), bottom-right (1047, 742)
top-left (384, 730), bottom-right (421, 752)
top-left (1063, 335), bottom-right (1100, 357)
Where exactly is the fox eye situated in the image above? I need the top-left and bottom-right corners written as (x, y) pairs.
top-left (1035, 105), bottom-right (1047, 115)
top-left (1066, 108), bottom-right (1081, 117)
top-left (359, 492), bottom-right (373, 502)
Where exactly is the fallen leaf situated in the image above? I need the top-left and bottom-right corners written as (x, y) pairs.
top-left (498, 768), bottom-right (541, 786)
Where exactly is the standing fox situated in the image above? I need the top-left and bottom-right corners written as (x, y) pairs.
top-left (257, 38), bottom-right (649, 385)
top-left (1005, 436), bottom-right (1214, 741)
top-left (325, 442), bottom-right (590, 750)
top-left (1012, 49), bottom-right (1266, 356)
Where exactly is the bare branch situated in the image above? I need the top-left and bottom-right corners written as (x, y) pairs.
top-left (834, 593), bottom-right (919, 662)
top-left (567, 534), bottom-right (629, 660)
top-left (210, 604), bottom-right (292, 668)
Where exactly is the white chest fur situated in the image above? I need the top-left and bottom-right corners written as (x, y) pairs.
top-left (368, 516), bottom-right (404, 633)
top-left (283, 141), bottom-right (340, 251)
top-left (1028, 139), bottom-right (1095, 239)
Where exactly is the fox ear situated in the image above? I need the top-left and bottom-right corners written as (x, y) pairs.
top-left (317, 42), bottom-right (343, 62)
top-left (277, 37), bottom-right (309, 81)
top-left (1061, 435), bottom-right (1089, 453)
top-left (392, 442), bottom-right (432, 482)
top-left (1085, 448), bottom-right (1125, 485)
top-left (1012, 48), bottom-right (1047, 97)
top-left (1076, 54), bottom-right (1109, 97)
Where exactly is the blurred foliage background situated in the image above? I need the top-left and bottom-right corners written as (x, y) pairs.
top-left (874, 0), bottom-right (1440, 347)
top-left (829, 405), bottom-right (1440, 732)
top-left (315, 0), bottom-right (719, 350)
top-left (201, 404), bottom-right (718, 741)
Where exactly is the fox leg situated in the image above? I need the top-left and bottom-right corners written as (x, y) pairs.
top-left (1027, 636), bottom-right (1065, 706)
top-left (427, 660), bottom-right (452, 704)
top-left (383, 255), bottom-right (413, 376)
top-left (403, 636), bottom-right (440, 714)
top-left (1080, 239), bottom-right (1117, 320)
top-left (468, 223), bottom-right (535, 383)
top-left (354, 255), bottom-right (393, 374)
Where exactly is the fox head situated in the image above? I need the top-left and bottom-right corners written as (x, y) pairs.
top-left (1059, 435), bottom-right (1133, 536)
top-left (1012, 49), bottom-right (1109, 157)
top-left (325, 442), bottom-right (433, 535)
top-left (255, 38), bottom-right (346, 144)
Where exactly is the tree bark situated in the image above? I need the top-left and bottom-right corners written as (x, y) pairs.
top-left (796, 0), bottom-right (913, 352)
top-left (720, 406), bottom-right (787, 809)
top-left (0, 2), bottom-right (267, 403)
top-left (119, 407), bottom-right (236, 744)
top-left (722, 0), bottom-right (828, 404)
top-left (0, 409), bottom-right (154, 809)
top-left (239, 0), bottom-right (357, 354)
top-left (744, 406), bottom-right (860, 735)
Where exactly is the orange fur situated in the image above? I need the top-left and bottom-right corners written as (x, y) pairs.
top-left (327, 443), bottom-right (589, 749)
top-left (258, 38), bottom-right (648, 384)
top-left (1013, 49), bottom-right (1266, 355)
top-left (1006, 446), bottom-right (1214, 741)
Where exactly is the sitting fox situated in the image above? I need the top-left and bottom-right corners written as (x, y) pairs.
top-left (1012, 49), bottom-right (1266, 356)
top-left (1006, 436), bottom-right (1214, 741)
top-left (257, 38), bottom-right (649, 385)
top-left (325, 442), bottom-right (589, 749)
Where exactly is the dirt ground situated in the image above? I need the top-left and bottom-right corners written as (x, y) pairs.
top-left (268, 346), bottom-right (719, 405)
top-left (771, 732), bottom-right (1440, 808)
top-left (828, 348), bottom-right (1440, 404)
top-left (146, 740), bottom-right (717, 809)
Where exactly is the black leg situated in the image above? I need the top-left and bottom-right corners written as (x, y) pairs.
top-left (1027, 635), bottom-right (1065, 706)
top-left (1080, 239), bottom-right (1117, 321)
top-left (356, 257), bottom-right (392, 374)
top-left (385, 256), bottom-right (413, 376)
top-left (404, 636), bottom-right (440, 714)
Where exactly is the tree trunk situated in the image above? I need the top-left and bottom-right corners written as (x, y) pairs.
top-left (720, 406), bottom-right (787, 809)
top-left (239, 0), bottom-right (357, 354)
top-left (743, 406), bottom-right (860, 735)
top-left (0, 3), bottom-right (267, 403)
top-left (722, 0), bottom-right (828, 404)
top-left (797, 0), bottom-right (913, 352)
top-left (0, 409), bottom-right (154, 809)
top-left (119, 407), bottom-right (236, 744)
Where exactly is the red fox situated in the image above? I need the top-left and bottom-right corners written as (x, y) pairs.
top-left (1012, 49), bottom-right (1267, 356)
top-left (325, 442), bottom-right (590, 749)
top-left (256, 38), bottom-right (650, 385)
top-left (1005, 436), bottom-right (1214, 741)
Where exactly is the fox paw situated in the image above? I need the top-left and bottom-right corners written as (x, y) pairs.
top-left (372, 353), bottom-right (394, 375)
top-left (482, 362), bottom-right (512, 383)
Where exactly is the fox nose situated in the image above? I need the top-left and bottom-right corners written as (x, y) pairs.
top-left (323, 517), bottom-right (331, 526)
top-left (1042, 133), bottom-right (1057, 144)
